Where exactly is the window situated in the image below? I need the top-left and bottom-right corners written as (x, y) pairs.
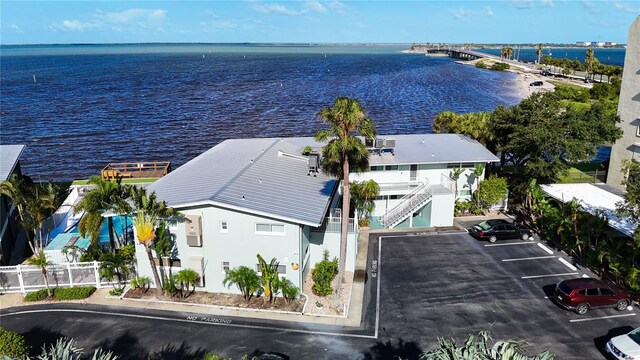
top-left (458, 189), bottom-right (471, 196)
top-left (220, 221), bottom-right (228, 233)
top-left (578, 289), bottom-right (586, 296)
top-left (370, 166), bottom-right (384, 171)
top-left (586, 288), bottom-right (599, 296)
top-left (599, 288), bottom-right (614, 296)
top-left (222, 261), bottom-right (230, 272)
top-left (399, 165), bottom-right (411, 171)
top-left (385, 165), bottom-right (399, 171)
top-left (255, 223), bottom-right (285, 235)
top-left (388, 195), bottom-right (401, 200)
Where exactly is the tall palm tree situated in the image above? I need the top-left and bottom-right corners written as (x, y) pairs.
top-left (0, 173), bottom-right (36, 252)
top-left (536, 44), bottom-right (543, 64)
top-left (315, 97), bottom-right (376, 293)
top-left (24, 182), bottom-right (57, 250)
top-left (27, 250), bottom-right (53, 297)
top-left (133, 210), bottom-right (163, 297)
top-left (505, 47), bottom-right (513, 61)
top-left (472, 164), bottom-right (485, 208)
top-left (584, 48), bottom-right (597, 81)
top-left (450, 168), bottom-right (464, 198)
top-left (74, 176), bottom-right (131, 251)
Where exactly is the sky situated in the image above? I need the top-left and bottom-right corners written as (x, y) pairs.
top-left (1, 1), bottom-right (638, 45)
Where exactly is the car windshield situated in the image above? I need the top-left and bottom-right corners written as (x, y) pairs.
top-left (628, 328), bottom-right (640, 345)
top-left (557, 282), bottom-right (572, 295)
top-left (477, 221), bottom-right (492, 230)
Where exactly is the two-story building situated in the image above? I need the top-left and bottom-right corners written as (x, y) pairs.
top-left (0, 144), bottom-right (27, 266)
top-left (133, 134), bottom-right (498, 294)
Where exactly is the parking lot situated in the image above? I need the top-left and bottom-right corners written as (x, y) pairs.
top-left (373, 223), bottom-right (640, 359)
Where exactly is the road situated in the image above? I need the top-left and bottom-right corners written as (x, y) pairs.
top-left (2, 230), bottom-right (637, 359)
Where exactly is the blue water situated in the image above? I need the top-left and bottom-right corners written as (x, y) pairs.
top-left (1, 44), bottom-right (522, 181)
top-left (476, 48), bottom-right (625, 67)
top-left (46, 215), bottom-right (129, 250)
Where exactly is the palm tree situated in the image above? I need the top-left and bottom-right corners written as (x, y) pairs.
top-left (536, 44), bottom-right (543, 64)
top-left (133, 210), bottom-right (163, 297)
top-left (223, 266), bottom-right (260, 301)
top-left (505, 47), bottom-right (513, 61)
top-left (27, 250), bottom-right (53, 297)
top-left (350, 179), bottom-right (380, 221)
top-left (472, 164), bottom-right (485, 208)
top-left (0, 173), bottom-right (36, 252)
top-left (257, 254), bottom-right (280, 304)
top-left (24, 182), bottom-right (57, 250)
top-left (154, 222), bottom-right (173, 286)
top-left (584, 48), bottom-right (597, 81)
top-left (450, 168), bottom-right (465, 197)
top-left (173, 269), bottom-right (200, 298)
top-left (74, 176), bottom-right (131, 251)
top-left (315, 97), bottom-right (376, 293)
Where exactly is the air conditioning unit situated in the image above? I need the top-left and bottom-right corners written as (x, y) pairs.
top-left (185, 215), bottom-right (202, 247)
top-left (308, 153), bottom-right (319, 176)
top-left (375, 138), bottom-right (385, 148)
top-left (365, 138), bottom-right (374, 147)
top-left (384, 138), bottom-right (396, 148)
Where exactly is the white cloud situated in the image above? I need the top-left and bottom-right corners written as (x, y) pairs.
top-left (61, 20), bottom-right (101, 31)
top-left (612, 1), bottom-right (640, 13)
top-left (200, 20), bottom-right (237, 30)
top-left (8, 24), bottom-right (23, 32)
top-left (250, 1), bottom-right (342, 16)
top-left (51, 8), bottom-right (167, 32)
top-left (580, 0), bottom-right (601, 14)
top-left (509, 0), bottom-right (555, 9)
top-left (450, 7), bottom-right (494, 19)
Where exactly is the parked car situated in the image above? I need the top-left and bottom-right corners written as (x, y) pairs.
top-left (606, 327), bottom-right (640, 360)
top-left (554, 278), bottom-right (630, 315)
top-left (530, 81), bottom-right (544, 86)
top-left (469, 219), bottom-right (532, 243)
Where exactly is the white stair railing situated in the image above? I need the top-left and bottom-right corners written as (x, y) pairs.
top-left (379, 180), bottom-right (432, 228)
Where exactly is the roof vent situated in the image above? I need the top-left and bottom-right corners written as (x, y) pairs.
top-left (308, 153), bottom-right (319, 177)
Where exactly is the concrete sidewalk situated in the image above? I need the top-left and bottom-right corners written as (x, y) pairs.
top-left (1, 230), bottom-right (371, 328)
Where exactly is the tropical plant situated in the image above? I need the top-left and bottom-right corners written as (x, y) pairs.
top-left (536, 43), bottom-right (543, 64)
top-left (34, 337), bottom-right (119, 360)
top-left (154, 221), bottom-right (174, 286)
top-left (24, 181), bottom-right (58, 251)
top-left (133, 210), bottom-right (163, 297)
top-left (279, 277), bottom-right (299, 303)
top-left (130, 276), bottom-right (151, 292)
top-left (420, 331), bottom-right (554, 360)
top-left (315, 97), bottom-right (376, 295)
top-left (62, 245), bottom-right (84, 263)
top-left (173, 268), bottom-right (200, 298)
top-left (490, 62), bottom-right (509, 71)
top-left (74, 176), bottom-right (131, 250)
top-left (99, 252), bottom-right (131, 292)
top-left (0, 173), bottom-right (36, 253)
top-left (0, 326), bottom-right (29, 358)
top-left (312, 250), bottom-right (339, 296)
top-left (301, 145), bottom-right (313, 155)
top-left (477, 175), bottom-right (507, 211)
top-left (27, 250), bottom-right (53, 297)
top-left (584, 48), bottom-right (598, 81)
top-left (450, 168), bottom-right (465, 197)
top-left (350, 179), bottom-right (380, 220)
top-left (472, 164), bottom-right (484, 208)
top-left (256, 254), bottom-right (280, 304)
top-left (223, 266), bottom-right (260, 301)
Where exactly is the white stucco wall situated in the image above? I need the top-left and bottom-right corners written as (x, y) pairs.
top-left (134, 204), bottom-right (304, 294)
top-left (429, 192), bottom-right (456, 226)
top-left (307, 230), bottom-right (357, 273)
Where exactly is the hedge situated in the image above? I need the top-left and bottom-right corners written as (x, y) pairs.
top-left (0, 327), bottom-right (28, 358)
top-left (23, 286), bottom-right (96, 302)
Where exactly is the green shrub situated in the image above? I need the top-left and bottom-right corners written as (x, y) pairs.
top-left (478, 175), bottom-right (508, 210)
top-left (131, 276), bottom-right (151, 292)
top-left (301, 145), bottom-right (313, 156)
top-left (475, 61), bottom-right (487, 69)
top-left (173, 269), bottom-right (201, 298)
top-left (555, 84), bottom-right (590, 102)
top-left (54, 286), bottom-right (96, 300)
top-left (223, 266), bottom-right (260, 301)
top-left (201, 353), bottom-right (231, 360)
top-left (24, 288), bottom-right (49, 302)
top-left (109, 288), bottom-right (124, 296)
top-left (0, 327), bottom-right (28, 358)
top-left (358, 219), bottom-right (370, 227)
top-left (279, 277), bottom-right (299, 303)
top-left (312, 250), bottom-right (339, 296)
top-left (490, 62), bottom-right (510, 71)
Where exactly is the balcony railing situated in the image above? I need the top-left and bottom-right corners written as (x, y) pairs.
top-left (312, 217), bottom-right (357, 233)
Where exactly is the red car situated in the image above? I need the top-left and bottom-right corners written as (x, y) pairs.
top-left (555, 278), bottom-right (631, 315)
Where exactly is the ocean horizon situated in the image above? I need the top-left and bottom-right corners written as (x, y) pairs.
top-left (3, 43), bottom-right (523, 181)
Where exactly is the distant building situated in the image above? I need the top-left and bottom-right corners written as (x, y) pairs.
top-left (604, 42), bottom-right (617, 47)
top-left (607, 16), bottom-right (640, 189)
top-left (0, 145), bottom-right (26, 266)
top-left (576, 41), bottom-right (591, 47)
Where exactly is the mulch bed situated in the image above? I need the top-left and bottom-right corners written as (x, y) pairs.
top-left (124, 288), bottom-right (304, 312)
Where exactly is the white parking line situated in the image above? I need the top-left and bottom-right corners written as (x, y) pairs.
top-left (558, 258), bottom-right (578, 271)
top-left (536, 243), bottom-right (555, 255)
top-left (502, 255), bottom-right (557, 262)
top-left (569, 313), bottom-right (637, 323)
top-left (485, 241), bottom-right (535, 247)
top-left (521, 272), bottom-right (579, 279)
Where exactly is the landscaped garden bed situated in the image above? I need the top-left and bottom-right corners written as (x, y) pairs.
top-left (123, 288), bottom-right (304, 312)
top-left (23, 286), bottom-right (96, 302)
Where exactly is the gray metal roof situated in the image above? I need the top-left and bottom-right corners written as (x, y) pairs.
top-left (365, 134), bottom-right (499, 166)
top-left (0, 145), bottom-right (25, 181)
top-left (149, 133), bottom-right (497, 226)
top-left (147, 138), bottom-right (337, 226)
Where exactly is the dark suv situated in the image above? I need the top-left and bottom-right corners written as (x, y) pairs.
top-left (469, 219), bottom-right (531, 243)
top-left (554, 278), bottom-right (630, 315)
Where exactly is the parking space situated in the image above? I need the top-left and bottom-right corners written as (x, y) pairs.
top-left (374, 230), bottom-right (640, 359)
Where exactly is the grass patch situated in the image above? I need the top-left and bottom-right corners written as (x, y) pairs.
top-left (72, 178), bottom-right (158, 185)
top-left (23, 286), bottom-right (96, 302)
top-left (548, 80), bottom-right (585, 91)
top-left (571, 162), bottom-right (606, 172)
top-left (558, 167), bottom-right (601, 184)
top-left (559, 99), bottom-right (591, 110)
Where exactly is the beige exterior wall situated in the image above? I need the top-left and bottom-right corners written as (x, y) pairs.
top-left (607, 16), bottom-right (640, 189)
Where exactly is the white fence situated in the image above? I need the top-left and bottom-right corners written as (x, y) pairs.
top-left (0, 261), bottom-right (115, 294)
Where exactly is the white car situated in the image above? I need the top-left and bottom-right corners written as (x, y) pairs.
top-left (607, 327), bottom-right (640, 360)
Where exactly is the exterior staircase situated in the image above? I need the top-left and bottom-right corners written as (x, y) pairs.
top-left (379, 180), bottom-right (433, 228)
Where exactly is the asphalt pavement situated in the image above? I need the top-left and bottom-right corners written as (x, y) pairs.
top-left (2, 228), bottom-right (637, 359)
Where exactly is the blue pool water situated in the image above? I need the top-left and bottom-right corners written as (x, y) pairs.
top-left (46, 215), bottom-right (130, 250)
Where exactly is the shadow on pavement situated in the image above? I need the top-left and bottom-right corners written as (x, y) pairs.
top-left (361, 338), bottom-right (423, 360)
top-left (542, 284), bottom-right (568, 311)
top-left (22, 326), bottom-right (65, 357)
top-left (246, 349), bottom-right (290, 359)
top-left (95, 331), bottom-right (208, 360)
top-left (593, 326), bottom-right (634, 358)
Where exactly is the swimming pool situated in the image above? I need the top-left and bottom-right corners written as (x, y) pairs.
top-left (46, 215), bottom-right (130, 251)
